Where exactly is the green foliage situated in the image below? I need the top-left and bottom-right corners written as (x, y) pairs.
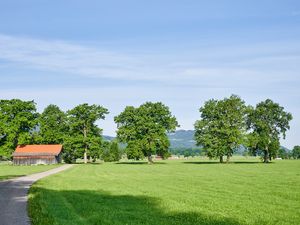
top-left (88, 137), bottom-right (106, 162)
top-left (37, 104), bottom-right (67, 144)
top-left (0, 99), bottom-right (109, 162)
top-left (62, 135), bottom-right (85, 163)
top-left (101, 141), bottom-right (122, 162)
top-left (183, 150), bottom-right (191, 158)
top-left (114, 102), bottom-right (179, 163)
top-left (277, 147), bottom-right (291, 159)
top-left (109, 141), bottom-right (122, 162)
top-left (247, 99), bottom-right (292, 163)
top-left (170, 148), bottom-right (203, 157)
top-left (100, 141), bottom-right (111, 162)
top-left (66, 103), bottom-right (109, 163)
top-left (63, 135), bottom-right (105, 163)
top-left (125, 141), bottom-right (145, 160)
top-left (67, 104), bottom-right (108, 136)
top-left (194, 95), bottom-right (248, 162)
top-left (0, 99), bottom-right (38, 158)
top-left (292, 145), bottom-right (300, 159)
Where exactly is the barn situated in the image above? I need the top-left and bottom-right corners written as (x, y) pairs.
top-left (13, 144), bottom-right (63, 165)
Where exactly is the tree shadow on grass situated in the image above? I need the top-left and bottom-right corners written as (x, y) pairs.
top-left (29, 188), bottom-right (240, 225)
top-left (230, 161), bottom-right (264, 164)
top-left (183, 161), bottom-right (262, 165)
top-left (116, 161), bottom-right (167, 165)
top-left (116, 161), bottom-right (148, 165)
top-left (183, 161), bottom-right (222, 165)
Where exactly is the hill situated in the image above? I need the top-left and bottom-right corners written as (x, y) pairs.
top-left (104, 130), bottom-right (291, 155)
top-left (102, 135), bottom-right (115, 142)
top-left (167, 130), bottom-right (197, 149)
top-left (103, 130), bottom-right (198, 149)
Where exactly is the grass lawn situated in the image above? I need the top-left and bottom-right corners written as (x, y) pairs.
top-left (0, 164), bottom-right (61, 181)
top-left (29, 158), bottom-right (300, 225)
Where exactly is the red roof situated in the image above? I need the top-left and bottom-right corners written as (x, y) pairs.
top-left (14, 145), bottom-right (62, 156)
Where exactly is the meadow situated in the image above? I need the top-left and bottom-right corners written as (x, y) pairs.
top-left (29, 158), bottom-right (300, 225)
top-left (0, 164), bottom-right (60, 181)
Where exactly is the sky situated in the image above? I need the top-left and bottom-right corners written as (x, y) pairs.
top-left (0, 0), bottom-right (300, 148)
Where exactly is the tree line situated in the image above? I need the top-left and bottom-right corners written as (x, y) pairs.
top-left (0, 96), bottom-right (298, 164)
top-left (0, 100), bottom-right (119, 163)
top-left (194, 95), bottom-right (293, 163)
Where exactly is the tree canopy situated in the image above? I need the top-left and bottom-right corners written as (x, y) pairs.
top-left (246, 99), bottom-right (292, 163)
top-left (0, 99), bottom-right (38, 158)
top-left (101, 141), bottom-right (122, 162)
top-left (0, 97), bottom-right (295, 164)
top-left (194, 95), bottom-right (248, 162)
top-left (66, 103), bottom-right (109, 163)
top-left (37, 104), bottom-right (67, 144)
top-left (114, 102), bottom-right (179, 163)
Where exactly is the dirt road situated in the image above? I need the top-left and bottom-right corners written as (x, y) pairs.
top-left (0, 164), bottom-right (73, 225)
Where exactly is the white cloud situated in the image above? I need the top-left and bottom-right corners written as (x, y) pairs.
top-left (1, 34), bottom-right (300, 88)
top-left (0, 34), bottom-right (144, 80)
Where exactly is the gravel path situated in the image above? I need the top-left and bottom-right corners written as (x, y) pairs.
top-left (0, 164), bottom-right (73, 225)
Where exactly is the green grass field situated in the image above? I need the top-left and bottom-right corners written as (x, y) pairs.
top-left (0, 164), bottom-right (60, 181)
top-left (29, 158), bottom-right (300, 225)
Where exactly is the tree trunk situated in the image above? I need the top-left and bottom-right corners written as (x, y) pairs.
top-left (219, 156), bottom-right (223, 163)
top-left (147, 139), bottom-right (154, 164)
top-left (263, 149), bottom-right (269, 163)
top-left (83, 125), bottom-right (88, 164)
top-left (226, 154), bottom-right (230, 163)
top-left (84, 151), bottom-right (87, 164)
top-left (147, 153), bottom-right (153, 164)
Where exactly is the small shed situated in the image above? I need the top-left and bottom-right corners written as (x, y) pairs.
top-left (13, 144), bottom-right (63, 165)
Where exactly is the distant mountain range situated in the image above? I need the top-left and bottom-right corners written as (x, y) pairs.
top-left (102, 135), bottom-right (115, 142)
top-left (103, 130), bottom-right (198, 149)
top-left (103, 130), bottom-right (290, 152)
top-left (167, 130), bottom-right (197, 149)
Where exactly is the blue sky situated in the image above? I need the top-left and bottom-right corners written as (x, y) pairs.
top-left (0, 0), bottom-right (300, 148)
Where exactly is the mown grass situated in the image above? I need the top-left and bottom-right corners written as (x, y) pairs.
top-left (0, 164), bottom-right (61, 181)
top-left (29, 158), bottom-right (300, 225)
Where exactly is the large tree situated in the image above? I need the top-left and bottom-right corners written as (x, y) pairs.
top-left (114, 102), bottom-right (179, 163)
top-left (247, 99), bottom-right (292, 163)
top-left (0, 99), bottom-right (38, 158)
top-left (194, 95), bottom-right (248, 163)
top-left (37, 104), bottom-right (67, 144)
top-left (67, 103), bottom-right (108, 163)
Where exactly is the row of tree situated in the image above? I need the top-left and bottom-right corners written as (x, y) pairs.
top-left (277, 146), bottom-right (300, 159)
top-left (0, 100), bottom-right (179, 164)
top-left (0, 99), bottom-right (121, 163)
top-left (194, 95), bottom-right (293, 163)
top-left (170, 148), bottom-right (204, 158)
top-left (0, 96), bottom-right (295, 163)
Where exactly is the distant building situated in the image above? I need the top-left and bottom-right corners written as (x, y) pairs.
top-left (155, 155), bottom-right (163, 160)
top-left (168, 155), bottom-right (180, 160)
top-left (13, 145), bottom-right (63, 165)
